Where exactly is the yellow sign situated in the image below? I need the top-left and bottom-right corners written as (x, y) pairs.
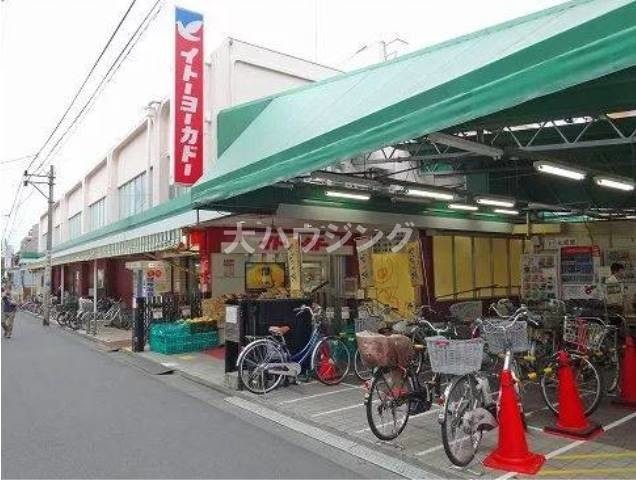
top-left (288, 237), bottom-right (302, 296)
top-left (406, 241), bottom-right (424, 287)
top-left (372, 252), bottom-right (416, 316)
top-left (245, 263), bottom-right (286, 291)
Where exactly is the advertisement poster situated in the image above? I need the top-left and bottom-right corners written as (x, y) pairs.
top-left (245, 262), bottom-right (286, 291)
top-left (521, 253), bottom-right (558, 301)
top-left (405, 241), bottom-right (424, 287)
top-left (287, 237), bottom-right (302, 295)
top-left (356, 238), bottom-right (374, 288)
top-left (223, 258), bottom-right (235, 277)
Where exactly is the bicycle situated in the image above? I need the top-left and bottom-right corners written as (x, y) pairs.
top-left (237, 304), bottom-right (350, 394)
top-left (361, 316), bottom-right (457, 441)
top-left (482, 302), bottom-right (604, 417)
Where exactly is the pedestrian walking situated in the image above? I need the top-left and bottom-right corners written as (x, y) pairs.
top-left (2, 289), bottom-right (17, 338)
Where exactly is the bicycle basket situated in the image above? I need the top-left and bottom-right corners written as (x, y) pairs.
top-left (356, 332), bottom-right (413, 368)
top-left (425, 336), bottom-right (484, 375)
top-left (355, 315), bottom-right (383, 333)
top-left (449, 301), bottom-right (483, 324)
top-left (480, 319), bottom-right (529, 354)
top-left (562, 317), bottom-right (607, 352)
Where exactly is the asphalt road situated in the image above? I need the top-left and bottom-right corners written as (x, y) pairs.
top-left (2, 313), bottom-right (392, 479)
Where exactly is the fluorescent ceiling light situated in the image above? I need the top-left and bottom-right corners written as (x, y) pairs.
top-left (594, 175), bottom-right (635, 192)
top-left (494, 208), bottom-right (519, 216)
top-left (325, 190), bottom-right (370, 201)
top-left (534, 161), bottom-right (586, 180)
top-left (311, 171), bottom-right (380, 188)
top-left (475, 196), bottom-right (515, 208)
top-left (448, 203), bottom-right (478, 211)
top-left (406, 188), bottom-right (455, 201)
top-left (427, 132), bottom-right (503, 158)
top-left (527, 202), bottom-right (572, 212)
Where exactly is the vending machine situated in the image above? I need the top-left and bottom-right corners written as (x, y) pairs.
top-left (560, 245), bottom-right (602, 300)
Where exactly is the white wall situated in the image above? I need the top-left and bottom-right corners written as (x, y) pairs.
top-left (86, 162), bottom-right (108, 205)
top-left (35, 38), bottom-right (339, 252)
top-left (66, 185), bottom-right (83, 217)
top-left (115, 127), bottom-right (148, 187)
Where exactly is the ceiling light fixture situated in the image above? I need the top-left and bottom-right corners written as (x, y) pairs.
top-left (406, 188), bottom-right (455, 201)
top-left (325, 190), bottom-right (370, 201)
top-left (448, 203), bottom-right (478, 211)
top-left (534, 160), bottom-right (586, 180)
top-left (475, 196), bottom-right (516, 208)
top-left (494, 208), bottom-right (519, 216)
top-left (593, 175), bottom-right (635, 192)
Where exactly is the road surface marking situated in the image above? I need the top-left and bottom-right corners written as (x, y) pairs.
top-left (226, 396), bottom-right (442, 479)
top-left (312, 402), bottom-right (367, 417)
top-left (494, 411), bottom-right (636, 480)
top-left (538, 466), bottom-right (636, 476)
top-left (358, 409), bottom-right (439, 435)
top-left (555, 451), bottom-right (636, 460)
top-left (278, 386), bottom-right (359, 404)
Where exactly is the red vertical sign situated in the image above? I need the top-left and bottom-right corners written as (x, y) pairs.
top-left (174, 7), bottom-right (204, 185)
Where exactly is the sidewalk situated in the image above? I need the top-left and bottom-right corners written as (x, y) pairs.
top-left (76, 325), bottom-right (132, 350)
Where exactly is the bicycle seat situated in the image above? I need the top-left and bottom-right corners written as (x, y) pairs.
top-left (269, 326), bottom-right (290, 336)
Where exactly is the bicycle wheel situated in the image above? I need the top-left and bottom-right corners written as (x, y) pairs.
top-left (68, 314), bottom-right (80, 330)
top-left (312, 336), bottom-right (350, 385)
top-left (366, 367), bottom-right (412, 441)
top-left (441, 374), bottom-right (484, 467)
top-left (540, 353), bottom-right (604, 416)
top-left (238, 339), bottom-right (285, 394)
top-left (354, 348), bottom-right (373, 381)
top-left (600, 335), bottom-right (620, 393)
top-left (55, 310), bottom-right (66, 327)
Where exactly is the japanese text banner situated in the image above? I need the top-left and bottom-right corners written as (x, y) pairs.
top-left (174, 7), bottom-right (204, 185)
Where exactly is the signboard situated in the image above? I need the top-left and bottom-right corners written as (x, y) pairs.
top-left (174, 7), bottom-right (204, 185)
top-left (288, 237), bottom-right (302, 296)
top-left (406, 241), bottom-right (424, 287)
top-left (356, 238), bottom-right (374, 288)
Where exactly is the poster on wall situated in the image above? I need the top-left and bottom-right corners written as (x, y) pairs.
top-left (521, 253), bottom-right (559, 301)
top-left (560, 245), bottom-right (601, 300)
top-left (223, 258), bottom-right (235, 277)
top-left (173, 7), bottom-right (204, 185)
top-left (245, 262), bottom-right (286, 291)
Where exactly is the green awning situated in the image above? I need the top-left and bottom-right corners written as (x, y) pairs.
top-left (193, 0), bottom-right (636, 206)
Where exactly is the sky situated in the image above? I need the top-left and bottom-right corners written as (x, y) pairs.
top-left (0, 0), bottom-right (566, 248)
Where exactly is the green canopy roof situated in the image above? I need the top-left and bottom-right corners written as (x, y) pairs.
top-left (192, 0), bottom-right (636, 206)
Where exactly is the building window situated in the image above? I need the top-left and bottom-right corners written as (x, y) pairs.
top-left (118, 172), bottom-right (147, 219)
top-left (89, 197), bottom-right (106, 231)
top-left (68, 213), bottom-right (82, 239)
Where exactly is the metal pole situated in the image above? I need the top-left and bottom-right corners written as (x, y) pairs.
top-left (93, 259), bottom-right (98, 335)
top-left (43, 165), bottom-right (54, 326)
top-left (60, 265), bottom-right (64, 303)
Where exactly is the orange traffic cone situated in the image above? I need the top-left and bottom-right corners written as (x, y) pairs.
top-left (544, 350), bottom-right (604, 439)
top-left (613, 336), bottom-right (636, 408)
top-left (483, 369), bottom-right (545, 475)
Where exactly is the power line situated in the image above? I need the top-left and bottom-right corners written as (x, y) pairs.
top-left (23, 0), bottom-right (139, 177)
top-left (0, 154), bottom-right (33, 165)
top-left (32, 0), bottom-right (164, 175)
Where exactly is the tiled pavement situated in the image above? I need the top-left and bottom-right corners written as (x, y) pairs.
top-left (138, 348), bottom-right (636, 479)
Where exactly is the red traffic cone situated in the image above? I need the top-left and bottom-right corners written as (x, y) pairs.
top-left (483, 369), bottom-right (545, 475)
top-left (316, 343), bottom-right (336, 380)
top-left (613, 336), bottom-right (636, 408)
top-left (544, 350), bottom-right (603, 439)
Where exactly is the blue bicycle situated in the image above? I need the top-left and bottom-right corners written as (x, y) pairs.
top-left (237, 305), bottom-right (351, 394)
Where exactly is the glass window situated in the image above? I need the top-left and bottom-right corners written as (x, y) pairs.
top-left (53, 225), bottom-right (61, 246)
top-left (68, 213), bottom-right (82, 239)
top-left (89, 197), bottom-right (106, 231)
top-left (118, 172), bottom-right (147, 219)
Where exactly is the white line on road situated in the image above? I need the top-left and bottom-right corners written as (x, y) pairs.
top-left (493, 411), bottom-right (636, 480)
top-left (357, 405), bottom-right (441, 434)
top-left (278, 386), bottom-right (359, 404)
top-left (225, 395), bottom-right (442, 480)
top-left (312, 402), bottom-right (367, 417)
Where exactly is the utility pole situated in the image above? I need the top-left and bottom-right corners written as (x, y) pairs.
top-left (23, 165), bottom-right (55, 326)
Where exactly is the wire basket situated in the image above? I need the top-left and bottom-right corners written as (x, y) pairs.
top-left (480, 319), bottom-right (529, 354)
top-left (449, 301), bottom-right (483, 324)
top-left (355, 315), bottom-right (383, 333)
top-left (562, 317), bottom-right (607, 352)
top-left (425, 336), bottom-right (484, 375)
